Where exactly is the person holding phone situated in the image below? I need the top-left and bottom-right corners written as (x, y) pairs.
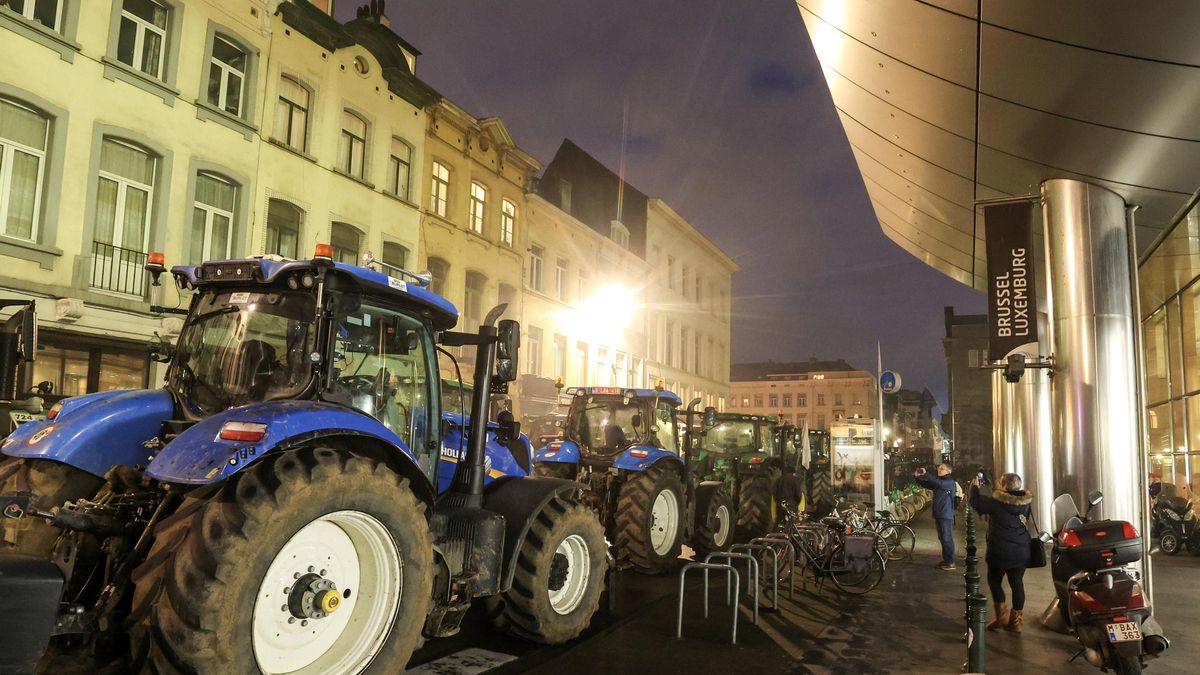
top-left (914, 463), bottom-right (958, 570)
top-left (969, 472), bottom-right (1034, 633)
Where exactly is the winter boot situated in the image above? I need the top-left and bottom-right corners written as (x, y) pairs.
top-left (1005, 609), bottom-right (1023, 634)
top-left (986, 602), bottom-right (1010, 631)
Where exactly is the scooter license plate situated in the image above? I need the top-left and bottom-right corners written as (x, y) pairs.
top-left (1106, 621), bottom-right (1142, 643)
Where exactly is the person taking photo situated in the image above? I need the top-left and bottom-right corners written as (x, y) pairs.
top-left (914, 463), bottom-right (959, 570)
top-left (969, 472), bottom-right (1034, 633)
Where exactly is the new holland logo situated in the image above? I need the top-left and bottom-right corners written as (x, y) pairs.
top-left (27, 425), bottom-right (55, 445)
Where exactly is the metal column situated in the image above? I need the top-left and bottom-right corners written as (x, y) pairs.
top-left (1041, 179), bottom-right (1144, 538)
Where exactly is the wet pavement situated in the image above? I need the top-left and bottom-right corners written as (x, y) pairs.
top-left (409, 509), bottom-right (1196, 674)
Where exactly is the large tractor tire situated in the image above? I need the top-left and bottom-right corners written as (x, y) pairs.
top-left (614, 464), bottom-right (684, 574)
top-left (128, 446), bottom-right (434, 675)
top-left (485, 496), bottom-right (606, 643)
top-left (534, 462), bottom-right (576, 480)
top-left (692, 490), bottom-right (735, 557)
top-left (0, 457), bottom-right (103, 555)
top-left (808, 463), bottom-right (832, 513)
top-left (738, 468), bottom-right (780, 538)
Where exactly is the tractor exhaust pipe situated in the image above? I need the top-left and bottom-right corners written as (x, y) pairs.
top-left (446, 304), bottom-right (507, 507)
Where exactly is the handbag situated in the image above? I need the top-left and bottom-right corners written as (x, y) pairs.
top-left (1026, 508), bottom-right (1047, 568)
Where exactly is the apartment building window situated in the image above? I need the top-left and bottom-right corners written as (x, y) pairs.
top-left (555, 258), bottom-right (567, 300)
top-left (694, 275), bottom-right (702, 305)
top-left (464, 271), bottom-right (486, 332)
top-left (430, 161), bottom-right (449, 217)
top-left (681, 327), bottom-right (691, 371)
top-left (468, 181), bottom-right (486, 234)
top-left (834, 393), bottom-right (843, 406)
top-left (190, 172), bottom-right (235, 262)
top-left (769, 394), bottom-right (778, 407)
top-left (740, 396), bottom-right (750, 407)
top-left (337, 110), bottom-right (367, 179)
top-left (576, 341), bottom-right (588, 383)
top-left (6, 0), bottom-right (62, 30)
top-left (427, 257), bottom-right (448, 297)
top-left (665, 321), bottom-right (675, 367)
top-left (382, 241), bottom-right (408, 270)
top-left (797, 413), bottom-right (807, 426)
top-left (0, 98), bottom-right (48, 241)
top-left (681, 265), bottom-right (690, 298)
top-left (386, 138), bottom-right (412, 200)
top-left (694, 333), bottom-right (702, 377)
top-left (553, 334), bottom-right (567, 380)
top-left (528, 245), bottom-right (543, 291)
top-left (817, 393), bottom-right (825, 406)
top-left (500, 198), bottom-right (515, 246)
top-left (117, 0), bottom-right (168, 79)
top-left (274, 75), bottom-right (310, 152)
top-left (330, 222), bottom-right (360, 264)
top-left (667, 256), bottom-right (676, 289)
top-left (817, 414), bottom-right (826, 429)
top-left (797, 393), bottom-right (806, 407)
top-left (206, 36), bottom-right (246, 116)
top-left (265, 198), bottom-right (300, 259)
top-left (753, 395), bottom-right (763, 407)
top-left (93, 138), bottom-right (155, 295)
top-left (596, 347), bottom-right (609, 385)
top-left (498, 283), bottom-right (516, 314)
top-left (782, 394), bottom-right (792, 407)
top-left (526, 326), bottom-right (543, 376)
top-left (577, 272), bottom-right (587, 303)
top-left (611, 220), bottom-right (629, 249)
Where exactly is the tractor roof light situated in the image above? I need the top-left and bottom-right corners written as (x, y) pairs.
top-left (313, 243), bottom-right (334, 265)
top-left (46, 402), bottom-right (63, 420)
top-left (218, 421), bottom-right (268, 443)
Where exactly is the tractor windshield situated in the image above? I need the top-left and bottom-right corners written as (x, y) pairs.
top-left (171, 289), bottom-right (317, 417)
top-left (702, 421), bottom-right (759, 455)
top-left (566, 395), bottom-right (651, 452)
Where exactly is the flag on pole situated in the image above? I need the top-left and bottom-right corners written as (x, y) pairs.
top-left (801, 419), bottom-right (811, 469)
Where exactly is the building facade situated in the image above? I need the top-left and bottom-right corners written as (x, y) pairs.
top-left (942, 306), bottom-right (993, 474)
top-left (0, 0), bottom-right (434, 396)
top-left (730, 359), bottom-right (876, 430)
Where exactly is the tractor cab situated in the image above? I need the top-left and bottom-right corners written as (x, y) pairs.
top-left (698, 413), bottom-right (780, 476)
top-left (535, 386), bottom-right (682, 470)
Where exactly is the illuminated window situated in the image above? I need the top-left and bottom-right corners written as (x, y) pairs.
top-left (555, 258), bottom-right (567, 300)
top-left (500, 198), bottom-right (516, 245)
top-left (468, 181), bottom-right (486, 234)
top-left (529, 245), bottom-right (543, 291)
top-left (430, 161), bottom-right (449, 217)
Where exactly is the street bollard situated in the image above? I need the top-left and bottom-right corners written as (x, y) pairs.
top-left (963, 500), bottom-right (986, 673)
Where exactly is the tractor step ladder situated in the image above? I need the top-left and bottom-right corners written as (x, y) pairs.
top-left (676, 561), bottom-right (746, 644)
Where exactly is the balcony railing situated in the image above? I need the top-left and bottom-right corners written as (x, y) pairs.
top-left (91, 241), bottom-right (147, 297)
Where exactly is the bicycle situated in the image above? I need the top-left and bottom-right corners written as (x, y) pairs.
top-left (764, 507), bottom-right (886, 594)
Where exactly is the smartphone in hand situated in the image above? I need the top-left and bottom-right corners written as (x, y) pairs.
top-left (915, 467), bottom-right (927, 476)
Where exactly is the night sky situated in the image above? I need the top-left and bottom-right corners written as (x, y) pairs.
top-left (339, 0), bottom-right (986, 408)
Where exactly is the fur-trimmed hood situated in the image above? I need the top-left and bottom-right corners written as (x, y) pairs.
top-left (992, 489), bottom-right (1033, 506)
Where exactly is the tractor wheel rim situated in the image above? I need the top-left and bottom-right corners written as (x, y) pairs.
top-left (252, 510), bottom-right (401, 675)
top-left (548, 534), bottom-right (591, 615)
top-left (714, 504), bottom-right (732, 546)
top-left (650, 488), bottom-right (680, 555)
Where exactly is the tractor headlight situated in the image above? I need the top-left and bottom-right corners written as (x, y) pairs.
top-left (1167, 510), bottom-right (1181, 521)
top-left (1186, 510), bottom-right (1196, 522)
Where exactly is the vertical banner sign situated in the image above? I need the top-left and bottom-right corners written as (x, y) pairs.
top-left (984, 202), bottom-right (1039, 362)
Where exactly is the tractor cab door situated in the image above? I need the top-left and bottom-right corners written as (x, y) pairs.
top-left (330, 301), bottom-right (439, 481)
top-left (653, 400), bottom-right (679, 455)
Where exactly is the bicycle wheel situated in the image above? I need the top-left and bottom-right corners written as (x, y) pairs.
top-left (879, 523), bottom-right (916, 561)
top-left (829, 545), bottom-right (885, 594)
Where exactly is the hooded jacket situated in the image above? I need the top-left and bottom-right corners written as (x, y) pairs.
top-left (914, 471), bottom-right (958, 520)
top-left (970, 484), bottom-right (1034, 568)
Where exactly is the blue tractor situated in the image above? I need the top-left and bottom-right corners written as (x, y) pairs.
top-left (532, 386), bottom-right (734, 574)
top-left (0, 248), bottom-right (608, 674)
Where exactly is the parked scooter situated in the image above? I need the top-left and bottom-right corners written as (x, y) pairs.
top-left (1148, 482), bottom-right (1198, 555)
top-left (1043, 491), bottom-right (1170, 674)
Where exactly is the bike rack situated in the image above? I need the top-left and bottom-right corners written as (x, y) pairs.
top-left (730, 542), bottom-right (784, 610)
top-left (676, 562), bottom-right (740, 644)
top-left (750, 536), bottom-right (797, 602)
top-left (703, 551), bottom-right (759, 624)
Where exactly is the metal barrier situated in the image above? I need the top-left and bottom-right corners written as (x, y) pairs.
top-left (703, 551), bottom-right (759, 624)
top-left (677, 562), bottom-right (740, 644)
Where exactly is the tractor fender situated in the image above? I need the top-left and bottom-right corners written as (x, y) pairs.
top-left (694, 480), bottom-right (726, 516)
top-left (146, 400), bottom-right (421, 487)
top-left (532, 439), bottom-right (580, 465)
top-left (436, 413), bottom-right (530, 495)
top-left (483, 475), bottom-right (586, 591)
top-left (2, 389), bottom-right (174, 478)
top-left (612, 445), bottom-right (683, 473)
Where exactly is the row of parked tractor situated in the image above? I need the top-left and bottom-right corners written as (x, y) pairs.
top-left (0, 248), bottom-right (832, 675)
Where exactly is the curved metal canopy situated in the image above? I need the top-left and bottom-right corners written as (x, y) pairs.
top-left (797, 0), bottom-right (1200, 290)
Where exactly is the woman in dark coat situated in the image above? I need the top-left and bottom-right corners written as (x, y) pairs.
top-left (969, 472), bottom-right (1034, 633)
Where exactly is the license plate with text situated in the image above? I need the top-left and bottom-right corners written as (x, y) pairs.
top-left (1107, 621), bottom-right (1142, 643)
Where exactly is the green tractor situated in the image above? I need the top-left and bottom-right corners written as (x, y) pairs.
top-left (804, 428), bottom-right (833, 513)
top-left (695, 413), bottom-right (789, 537)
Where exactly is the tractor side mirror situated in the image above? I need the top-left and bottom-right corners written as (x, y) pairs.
top-left (15, 305), bottom-right (35, 362)
top-left (703, 406), bottom-right (717, 429)
top-left (148, 332), bottom-right (174, 364)
top-left (495, 319), bottom-right (520, 383)
top-left (496, 409), bottom-right (520, 442)
top-left (1087, 490), bottom-right (1104, 506)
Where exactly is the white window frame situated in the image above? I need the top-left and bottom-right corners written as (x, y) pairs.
top-left (388, 137), bottom-right (412, 200)
top-left (430, 161), bottom-right (449, 217)
top-left (0, 99), bottom-right (48, 242)
top-left (529, 245), bottom-right (544, 292)
top-left (468, 181), bottom-right (486, 234)
top-left (192, 172), bottom-right (235, 261)
top-left (555, 257), bottom-right (567, 301)
top-left (500, 198), bottom-right (515, 246)
top-left (338, 110), bottom-right (368, 179)
top-left (208, 35), bottom-right (246, 116)
top-left (119, 0), bottom-right (168, 79)
top-left (97, 139), bottom-right (154, 253)
top-left (12, 0), bottom-right (63, 31)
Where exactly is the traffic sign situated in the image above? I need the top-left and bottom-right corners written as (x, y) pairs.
top-left (880, 370), bottom-right (901, 394)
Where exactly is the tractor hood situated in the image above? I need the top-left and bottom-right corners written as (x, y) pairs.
top-left (2, 389), bottom-right (174, 478)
